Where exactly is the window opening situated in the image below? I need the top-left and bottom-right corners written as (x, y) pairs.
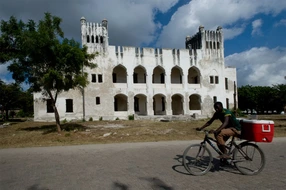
top-left (161, 97), bottom-right (165, 111)
top-left (47, 99), bottom-right (54, 113)
top-left (66, 99), bottom-right (73, 113)
top-left (133, 73), bottom-right (138, 83)
top-left (215, 76), bottom-right (219, 84)
top-left (134, 97), bottom-right (139, 112)
top-left (160, 73), bottom-right (165, 83)
top-left (98, 74), bottom-right (103, 83)
top-left (112, 73), bottom-right (117, 83)
top-left (225, 78), bottom-right (228, 90)
top-left (96, 97), bottom-right (100, 105)
top-left (92, 74), bottom-right (96, 83)
top-left (210, 76), bottom-right (214, 84)
top-left (213, 96), bottom-right (217, 103)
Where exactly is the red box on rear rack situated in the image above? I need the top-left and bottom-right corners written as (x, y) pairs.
top-left (241, 120), bottom-right (274, 142)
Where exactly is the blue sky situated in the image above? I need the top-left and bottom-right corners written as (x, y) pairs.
top-left (0, 0), bottom-right (285, 88)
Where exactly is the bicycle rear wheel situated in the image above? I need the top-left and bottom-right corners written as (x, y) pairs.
top-left (233, 142), bottom-right (265, 175)
top-left (182, 144), bottom-right (213, 176)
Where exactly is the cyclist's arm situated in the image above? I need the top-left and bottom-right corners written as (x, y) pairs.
top-left (197, 115), bottom-right (216, 131)
top-left (214, 116), bottom-right (230, 133)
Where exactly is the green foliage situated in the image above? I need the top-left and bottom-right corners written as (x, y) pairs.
top-left (0, 13), bottom-right (97, 132)
top-left (16, 110), bottom-right (27, 118)
top-left (128, 114), bottom-right (134, 120)
top-left (99, 117), bottom-right (103, 121)
top-left (0, 81), bottom-right (31, 119)
top-left (238, 84), bottom-right (286, 114)
top-left (115, 117), bottom-right (119, 120)
top-left (89, 117), bottom-right (93, 121)
top-left (62, 119), bottom-right (67, 124)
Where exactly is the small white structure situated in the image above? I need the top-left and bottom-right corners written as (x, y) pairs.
top-left (33, 17), bottom-right (238, 121)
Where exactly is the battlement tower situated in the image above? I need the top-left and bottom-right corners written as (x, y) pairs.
top-left (81, 17), bottom-right (109, 53)
top-left (185, 26), bottom-right (224, 58)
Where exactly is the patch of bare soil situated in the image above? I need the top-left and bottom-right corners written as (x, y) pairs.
top-left (0, 115), bottom-right (285, 148)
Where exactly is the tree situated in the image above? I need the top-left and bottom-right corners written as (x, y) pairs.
top-left (0, 81), bottom-right (23, 120)
top-left (272, 84), bottom-right (286, 113)
top-left (0, 13), bottom-right (96, 132)
top-left (238, 85), bottom-right (257, 113)
top-left (238, 84), bottom-right (286, 114)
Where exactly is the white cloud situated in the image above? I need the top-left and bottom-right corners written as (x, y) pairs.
top-left (223, 27), bottom-right (246, 40)
top-left (225, 47), bottom-right (286, 86)
top-left (251, 19), bottom-right (263, 36)
top-left (157, 0), bottom-right (286, 48)
top-left (274, 19), bottom-right (286, 27)
top-left (0, 0), bottom-right (285, 89)
top-left (0, 0), bottom-right (178, 47)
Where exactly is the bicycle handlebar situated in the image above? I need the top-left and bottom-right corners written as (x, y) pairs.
top-left (196, 129), bottom-right (212, 135)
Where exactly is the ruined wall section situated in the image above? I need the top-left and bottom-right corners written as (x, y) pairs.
top-left (186, 26), bottom-right (231, 116)
top-left (81, 17), bottom-right (109, 54)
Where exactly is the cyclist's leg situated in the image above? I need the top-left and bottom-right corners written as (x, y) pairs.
top-left (216, 128), bottom-right (236, 157)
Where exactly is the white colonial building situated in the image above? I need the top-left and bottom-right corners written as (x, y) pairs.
top-left (33, 17), bottom-right (238, 121)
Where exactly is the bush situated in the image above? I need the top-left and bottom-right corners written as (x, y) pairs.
top-left (15, 110), bottom-right (33, 118)
top-left (115, 117), bottom-right (119, 120)
top-left (99, 117), bottom-right (103, 121)
top-left (16, 110), bottom-right (26, 118)
top-left (89, 117), bottom-right (93, 121)
top-left (128, 114), bottom-right (134, 120)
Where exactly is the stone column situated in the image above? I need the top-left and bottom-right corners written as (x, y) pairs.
top-left (166, 95), bottom-right (172, 115)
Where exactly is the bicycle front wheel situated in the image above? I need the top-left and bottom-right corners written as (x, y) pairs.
top-left (233, 142), bottom-right (265, 175)
top-left (182, 144), bottom-right (213, 176)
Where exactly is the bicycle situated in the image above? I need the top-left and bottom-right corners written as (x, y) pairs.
top-left (182, 130), bottom-right (265, 176)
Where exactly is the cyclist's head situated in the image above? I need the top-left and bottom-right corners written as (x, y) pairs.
top-left (214, 102), bottom-right (223, 112)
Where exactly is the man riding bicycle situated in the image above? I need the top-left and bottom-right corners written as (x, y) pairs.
top-left (196, 102), bottom-right (241, 159)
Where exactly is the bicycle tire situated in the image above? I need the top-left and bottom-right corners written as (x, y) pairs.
top-left (182, 144), bottom-right (213, 176)
top-left (233, 142), bottom-right (265, 175)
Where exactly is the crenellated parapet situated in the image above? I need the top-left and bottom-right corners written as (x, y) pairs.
top-left (185, 26), bottom-right (224, 58)
top-left (81, 17), bottom-right (109, 53)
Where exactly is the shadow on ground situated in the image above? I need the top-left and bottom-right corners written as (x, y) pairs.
top-left (20, 123), bottom-right (87, 134)
top-left (173, 154), bottom-right (240, 176)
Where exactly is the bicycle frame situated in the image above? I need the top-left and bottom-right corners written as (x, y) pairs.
top-left (183, 130), bottom-right (265, 176)
top-left (199, 131), bottom-right (246, 158)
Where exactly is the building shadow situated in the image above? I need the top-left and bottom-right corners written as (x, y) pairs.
top-left (27, 184), bottom-right (49, 190)
top-left (140, 177), bottom-right (174, 190)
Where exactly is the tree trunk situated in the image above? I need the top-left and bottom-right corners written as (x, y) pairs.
top-left (53, 105), bottom-right (61, 132)
top-left (47, 90), bottom-right (62, 133)
top-left (5, 108), bottom-right (9, 121)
